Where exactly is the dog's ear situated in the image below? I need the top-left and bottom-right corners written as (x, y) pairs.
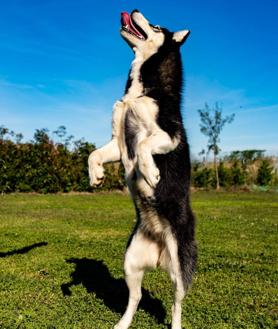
top-left (173, 30), bottom-right (190, 45)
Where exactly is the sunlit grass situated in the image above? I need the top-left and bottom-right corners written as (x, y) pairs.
top-left (0, 191), bottom-right (277, 328)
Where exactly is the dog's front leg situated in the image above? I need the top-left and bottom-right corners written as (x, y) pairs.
top-left (88, 101), bottom-right (123, 187)
top-left (137, 130), bottom-right (180, 188)
top-left (88, 138), bottom-right (120, 187)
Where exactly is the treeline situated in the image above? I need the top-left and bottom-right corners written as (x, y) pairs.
top-left (0, 126), bottom-right (277, 193)
top-left (192, 150), bottom-right (278, 189)
top-left (0, 126), bottom-right (125, 193)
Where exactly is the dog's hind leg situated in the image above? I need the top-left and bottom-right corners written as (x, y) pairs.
top-left (114, 230), bottom-right (160, 329)
top-left (170, 274), bottom-right (185, 329)
top-left (161, 231), bottom-right (185, 329)
top-left (137, 129), bottom-right (180, 188)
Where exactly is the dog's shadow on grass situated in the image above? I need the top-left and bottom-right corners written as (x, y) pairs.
top-left (0, 242), bottom-right (48, 258)
top-left (61, 258), bottom-right (167, 324)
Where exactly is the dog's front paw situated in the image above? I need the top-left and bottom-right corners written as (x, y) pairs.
top-left (88, 152), bottom-right (104, 187)
top-left (138, 160), bottom-right (160, 188)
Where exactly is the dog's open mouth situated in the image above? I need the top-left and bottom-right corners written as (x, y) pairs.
top-left (121, 12), bottom-right (147, 40)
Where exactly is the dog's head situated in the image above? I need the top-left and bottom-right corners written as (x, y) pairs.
top-left (120, 10), bottom-right (190, 57)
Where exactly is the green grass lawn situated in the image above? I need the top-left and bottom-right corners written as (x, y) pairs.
top-left (0, 191), bottom-right (277, 329)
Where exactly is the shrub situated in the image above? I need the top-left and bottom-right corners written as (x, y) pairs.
top-left (230, 162), bottom-right (246, 186)
top-left (218, 161), bottom-right (231, 187)
top-left (1, 125), bottom-right (277, 192)
top-left (193, 167), bottom-right (215, 188)
top-left (256, 160), bottom-right (273, 186)
top-left (0, 126), bottom-right (124, 193)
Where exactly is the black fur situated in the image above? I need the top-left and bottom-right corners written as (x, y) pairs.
top-left (124, 69), bottom-right (133, 94)
top-left (124, 109), bottom-right (137, 160)
top-left (145, 31), bottom-right (197, 285)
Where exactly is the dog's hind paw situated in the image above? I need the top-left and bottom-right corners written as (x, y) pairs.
top-left (144, 167), bottom-right (160, 188)
top-left (113, 324), bottom-right (126, 329)
top-left (139, 161), bottom-right (160, 188)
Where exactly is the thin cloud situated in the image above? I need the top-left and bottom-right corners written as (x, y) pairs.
top-left (239, 104), bottom-right (278, 114)
top-left (184, 75), bottom-right (278, 155)
top-left (0, 78), bottom-right (115, 145)
top-left (1, 76), bottom-right (277, 153)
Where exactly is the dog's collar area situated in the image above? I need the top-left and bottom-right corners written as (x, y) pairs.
top-left (121, 12), bottom-right (147, 40)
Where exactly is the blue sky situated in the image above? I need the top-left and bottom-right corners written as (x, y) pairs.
top-left (0, 0), bottom-right (277, 156)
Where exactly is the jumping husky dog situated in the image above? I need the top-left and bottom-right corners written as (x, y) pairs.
top-left (88, 10), bottom-right (197, 329)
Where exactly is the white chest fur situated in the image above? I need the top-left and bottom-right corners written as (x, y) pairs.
top-left (123, 50), bottom-right (144, 101)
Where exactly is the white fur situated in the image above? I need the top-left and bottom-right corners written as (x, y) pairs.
top-left (114, 226), bottom-right (185, 329)
top-left (88, 138), bottom-right (120, 186)
top-left (114, 231), bottom-right (160, 329)
top-left (173, 30), bottom-right (190, 43)
top-left (163, 230), bottom-right (185, 329)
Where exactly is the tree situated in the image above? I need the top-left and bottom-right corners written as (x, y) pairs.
top-left (53, 125), bottom-right (74, 148)
top-left (33, 128), bottom-right (50, 144)
top-left (198, 103), bottom-right (235, 190)
top-left (230, 161), bottom-right (246, 186)
top-left (0, 126), bottom-right (9, 141)
top-left (0, 124), bottom-right (127, 193)
top-left (227, 149), bottom-right (265, 169)
top-left (256, 159), bottom-right (273, 186)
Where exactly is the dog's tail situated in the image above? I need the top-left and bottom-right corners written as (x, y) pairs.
top-left (176, 208), bottom-right (197, 289)
top-left (181, 238), bottom-right (197, 289)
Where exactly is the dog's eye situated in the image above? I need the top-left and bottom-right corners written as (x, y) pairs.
top-left (151, 24), bottom-right (161, 32)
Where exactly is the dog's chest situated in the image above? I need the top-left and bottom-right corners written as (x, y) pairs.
top-left (116, 53), bottom-right (159, 196)
top-left (118, 58), bottom-right (146, 167)
top-left (119, 104), bottom-right (148, 171)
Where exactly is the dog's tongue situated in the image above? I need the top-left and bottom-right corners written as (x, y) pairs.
top-left (121, 12), bottom-right (130, 26)
top-left (121, 12), bottom-right (144, 39)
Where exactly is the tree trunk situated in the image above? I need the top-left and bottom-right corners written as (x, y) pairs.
top-left (214, 151), bottom-right (220, 190)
